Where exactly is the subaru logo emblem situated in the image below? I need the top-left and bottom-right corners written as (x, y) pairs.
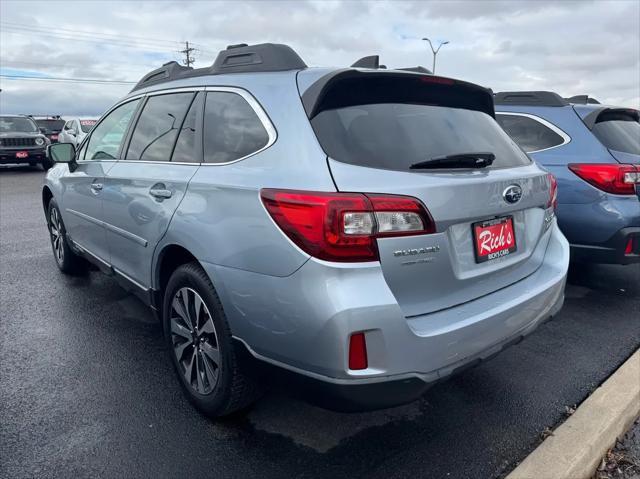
top-left (503, 185), bottom-right (523, 204)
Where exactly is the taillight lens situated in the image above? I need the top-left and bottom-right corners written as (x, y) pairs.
top-left (547, 173), bottom-right (558, 209)
top-left (568, 164), bottom-right (640, 195)
top-left (260, 189), bottom-right (435, 262)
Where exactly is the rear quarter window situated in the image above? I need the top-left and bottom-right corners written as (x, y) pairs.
top-left (203, 91), bottom-right (270, 164)
top-left (495, 113), bottom-right (567, 153)
top-left (591, 112), bottom-right (640, 156)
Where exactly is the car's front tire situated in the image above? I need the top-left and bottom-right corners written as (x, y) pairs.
top-left (163, 262), bottom-right (261, 418)
top-left (47, 199), bottom-right (85, 274)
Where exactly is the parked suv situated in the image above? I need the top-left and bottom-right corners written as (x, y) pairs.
top-left (1, 115), bottom-right (51, 169)
top-left (43, 43), bottom-right (569, 417)
top-left (495, 92), bottom-right (640, 264)
top-left (32, 116), bottom-right (66, 144)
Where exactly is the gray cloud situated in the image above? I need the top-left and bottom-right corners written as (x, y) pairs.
top-left (0, 0), bottom-right (638, 116)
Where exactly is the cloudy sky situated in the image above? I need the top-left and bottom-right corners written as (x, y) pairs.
top-left (0, 0), bottom-right (638, 116)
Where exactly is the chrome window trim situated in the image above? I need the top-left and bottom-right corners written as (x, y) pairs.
top-left (495, 111), bottom-right (572, 153)
top-left (83, 85), bottom-right (277, 166)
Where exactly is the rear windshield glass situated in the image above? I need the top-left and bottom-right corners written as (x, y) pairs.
top-left (311, 104), bottom-right (531, 171)
top-left (592, 114), bottom-right (640, 156)
top-left (35, 119), bottom-right (65, 132)
top-left (80, 120), bottom-right (96, 133)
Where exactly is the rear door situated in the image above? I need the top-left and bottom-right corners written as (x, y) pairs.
top-left (303, 71), bottom-right (554, 317)
top-left (102, 90), bottom-right (203, 289)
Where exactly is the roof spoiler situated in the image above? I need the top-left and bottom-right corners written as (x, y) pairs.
top-left (301, 69), bottom-right (495, 120)
top-left (494, 91), bottom-right (568, 107)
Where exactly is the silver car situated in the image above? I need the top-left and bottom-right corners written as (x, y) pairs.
top-left (43, 43), bottom-right (569, 417)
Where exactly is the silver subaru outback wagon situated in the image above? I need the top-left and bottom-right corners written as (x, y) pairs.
top-left (43, 43), bottom-right (569, 417)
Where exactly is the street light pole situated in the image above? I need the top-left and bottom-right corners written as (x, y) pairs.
top-left (422, 38), bottom-right (449, 74)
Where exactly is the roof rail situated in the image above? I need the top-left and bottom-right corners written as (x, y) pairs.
top-left (565, 94), bottom-right (601, 105)
top-left (131, 43), bottom-right (307, 92)
top-left (494, 91), bottom-right (568, 107)
top-left (351, 55), bottom-right (380, 69)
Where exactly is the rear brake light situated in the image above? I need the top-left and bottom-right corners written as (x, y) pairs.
top-left (568, 164), bottom-right (640, 195)
top-left (547, 173), bottom-right (558, 209)
top-left (348, 332), bottom-right (368, 370)
top-left (260, 189), bottom-right (435, 262)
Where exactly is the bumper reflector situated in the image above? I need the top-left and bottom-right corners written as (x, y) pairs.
top-left (348, 332), bottom-right (368, 370)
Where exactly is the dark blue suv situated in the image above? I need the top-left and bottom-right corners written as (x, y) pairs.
top-left (495, 91), bottom-right (639, 265)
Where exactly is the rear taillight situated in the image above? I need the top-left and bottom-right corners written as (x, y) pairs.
top-left (260, 189), bottom-right (435, 262)
top-left (568, 164), bottom-right (640, 195)
top-left (547, 173), bottom-right (558, 209)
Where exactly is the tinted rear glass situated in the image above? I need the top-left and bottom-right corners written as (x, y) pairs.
top-left (496, 114), bottom-right (565, 152)
top-left (35, 119), bottom-right (65, 132)
top-left (312, 104), bottom-right (531, 171)
top-left (592, 114), bottom-right (640, 156)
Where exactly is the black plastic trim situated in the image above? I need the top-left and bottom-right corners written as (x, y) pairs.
top-left (131, 43), bottom-right (307, 92)
top-left (571, 227), bottom-right (640, 265)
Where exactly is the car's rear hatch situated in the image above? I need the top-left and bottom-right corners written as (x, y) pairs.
top-left (300, 70), bottom-right (555, 317)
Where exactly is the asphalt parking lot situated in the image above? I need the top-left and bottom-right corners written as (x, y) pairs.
top-left (1, 167), bottom-right (639, 479)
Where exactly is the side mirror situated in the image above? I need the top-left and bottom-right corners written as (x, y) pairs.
top-left (47, 143), bottom-right (76, 163)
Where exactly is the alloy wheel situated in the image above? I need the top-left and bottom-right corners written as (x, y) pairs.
top-left (170, 287), bottom-right (220, 395)
top-left (49, 207), bottom-right (64, 264)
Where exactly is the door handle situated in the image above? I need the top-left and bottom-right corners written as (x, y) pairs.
top-left (149, 186), bottom-right (172, 200)
top-left (90, 182), bottom-right (103, 194)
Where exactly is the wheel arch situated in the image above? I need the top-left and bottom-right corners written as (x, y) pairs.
top-left (154, 243), bottom-right (201, 298)
top-left (42, 186), bottom-right (54, 214)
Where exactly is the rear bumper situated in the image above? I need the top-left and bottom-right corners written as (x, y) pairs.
top-left (571, 227), bottom-right (640, 265)
top-left (0, 148), bottom-right (47, 164)
top-left (208, 222), bottom-right (569, 411)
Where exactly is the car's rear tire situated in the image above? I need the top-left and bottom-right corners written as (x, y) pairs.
top-left (47, 199), bottom-right (85, 274)
top-left (163, 262), bottom-right (261, 418)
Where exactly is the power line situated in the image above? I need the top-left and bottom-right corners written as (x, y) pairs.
top-left (1, 28), bottom-right (177, 53)
top-left (0, 74), bottom-right (135, 85)
top-left (0, 21), bottom-right (184, 47)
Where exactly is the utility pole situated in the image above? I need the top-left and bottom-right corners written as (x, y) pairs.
top-left (422, 38), bottom-right (449, 74)
top-left (180, 41), bottom-right (196, 67)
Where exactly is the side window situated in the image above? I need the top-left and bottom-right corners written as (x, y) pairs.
top-left (171, 93), bottom-right (202, 163)
top-left (85, 100), bottom-right (140, 161)
top-left (496, 114), bottom-right (566, 153)
top-left (64, 120), bottom-right (73, 131)
top-left (126, 92), bottom-right (194, 162)
top-left (203, 91), bottom-right (269, 163)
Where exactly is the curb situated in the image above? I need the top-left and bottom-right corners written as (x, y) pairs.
top-left (507, 349), bottom-right (640, 479)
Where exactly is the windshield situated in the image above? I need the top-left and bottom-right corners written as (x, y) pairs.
top-left (311, 104), bottom-right (531, 171)
top-left (592, 114), bottom-right (640, 156)
top-left (80, 120), bottom-right (97, 133)
top-left (0, 117), bottom-right (38, 133)
top-left (35, 119), bottom-right (65, 133)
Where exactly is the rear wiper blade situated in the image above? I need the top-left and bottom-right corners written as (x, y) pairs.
top-left (410, 152), bottom-right (495, 170)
